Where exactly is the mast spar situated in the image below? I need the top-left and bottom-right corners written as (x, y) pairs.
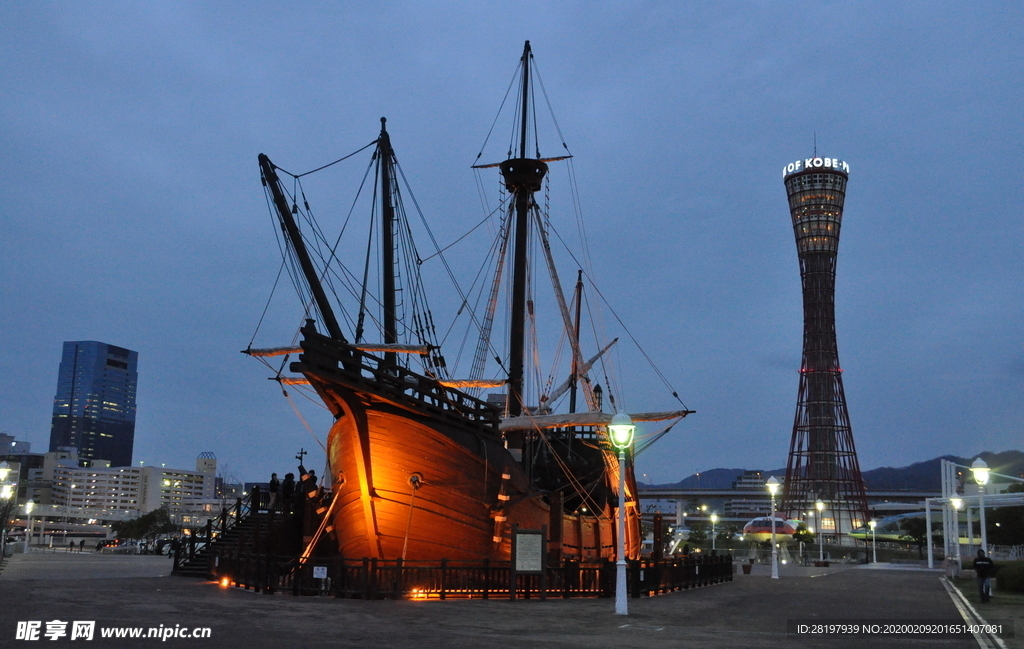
top-left (258, 153), bottom-right (347, 343)
top-left (379, 118), bottom-right (399, 367)
top-left (502, 40), bottom-right (548, 416)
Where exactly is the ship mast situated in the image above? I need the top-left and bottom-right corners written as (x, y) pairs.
top-left (258, 153), bottom-right (347, 343)
top-left (378, 118), bottom-right (398, 367)
top-left (501, 40), bottom-right (548, 416)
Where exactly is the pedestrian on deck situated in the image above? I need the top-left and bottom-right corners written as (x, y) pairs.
top-left (69, 540), bottom-right (75, 553)
top-left (282, 473), bottom-right (296, 513)
top-left (973, 549), bottom-right (995, 602)
top-left (268, 473), bottom-right (280, 511)
top-left (302, 470), bottom-right (317, 498)
top-left (79, 539), bottom-right (85, 553)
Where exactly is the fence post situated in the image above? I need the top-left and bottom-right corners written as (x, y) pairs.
top-left (483, 558), bottom-right (490, 600)
top-left (440, 558), bottom-right (447, 601)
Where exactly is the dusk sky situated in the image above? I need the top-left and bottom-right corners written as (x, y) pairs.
top-left (2, 3), bottom-right (1021, 485)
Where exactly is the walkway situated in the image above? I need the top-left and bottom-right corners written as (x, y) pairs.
top-left (0, 554), bottom-right (1009, 648)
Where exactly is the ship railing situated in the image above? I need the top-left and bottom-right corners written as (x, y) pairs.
top-left (297, 333), bottom-right (501, 432)
top-left (207, 553), bottom-right (733, 599)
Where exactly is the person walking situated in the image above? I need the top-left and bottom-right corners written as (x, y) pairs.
top-left (973, 549), bottom-right (995, 602)
top-left (79, 539), bottom-right (85, 553)
top-left (268, 473), bottom-right (280, 511)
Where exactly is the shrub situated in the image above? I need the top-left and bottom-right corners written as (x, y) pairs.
top-left (997, 560), bottom-right (1024, 593)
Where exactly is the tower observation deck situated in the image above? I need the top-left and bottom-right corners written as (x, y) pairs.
top-left (780, 156), bottom-right (869, 539)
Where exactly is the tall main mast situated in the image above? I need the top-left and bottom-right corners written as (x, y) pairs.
top-left (379, 118), bottom-right (398, 367)
top-left (501, 40), bottom-right (548, 416)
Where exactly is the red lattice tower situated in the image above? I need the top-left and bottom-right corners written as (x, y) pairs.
top-left (780, 157), bottom-right (869, 537)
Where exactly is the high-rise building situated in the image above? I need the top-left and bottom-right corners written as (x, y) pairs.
top-left (49, 341), bottom-right (138, 467)
top-left (779, 156), bottom-right (869, 538)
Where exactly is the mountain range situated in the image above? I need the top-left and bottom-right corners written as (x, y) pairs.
top-left (645, 450), bottom-right (1024, 492)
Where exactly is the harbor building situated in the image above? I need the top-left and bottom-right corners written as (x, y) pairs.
top-left (48, 341), bottom-right (138, 467)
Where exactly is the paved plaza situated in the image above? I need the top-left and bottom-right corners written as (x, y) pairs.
top-left (0, 552), bottom-right (1013, 648)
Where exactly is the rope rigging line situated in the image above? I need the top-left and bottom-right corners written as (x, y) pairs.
top-left (249, 256), bottom-right (290, 348)
top-left (546, 220), bottom-right (689, 409)
top-left (418, 205), bottom-right (502, 263)
top-left (530, 57), bottom-right (572, 156)
top-left (474, 58), bottom-right (523, 165)
top-left (392, 161), bottom-right (504, 367)
top-left (273, 139), bottom-right (378, 179)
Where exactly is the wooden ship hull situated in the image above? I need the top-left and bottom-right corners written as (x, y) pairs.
top-left (296, 326), bottom-right (640, 562)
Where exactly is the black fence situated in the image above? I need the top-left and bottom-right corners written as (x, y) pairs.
top-left (207, 551), bottom-right (732, 600)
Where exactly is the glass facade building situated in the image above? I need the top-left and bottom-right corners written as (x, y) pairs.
top-left (48, 341), bottom-right (138, 467)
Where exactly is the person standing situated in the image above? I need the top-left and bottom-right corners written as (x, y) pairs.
top-left (281, 473), bottom-right (296, 514)
top-left (973, 549), bottom-right (995, 602)
top-left (268, 473), bottom-right (280, 511)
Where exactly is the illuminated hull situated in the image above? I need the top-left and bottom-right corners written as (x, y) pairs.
top-left (295, 326), bottom-right (638, 561)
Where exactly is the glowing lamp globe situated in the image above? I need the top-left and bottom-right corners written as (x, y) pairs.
top-left (608, 411), bottom-right (635, 450)
top-left (868, 520), bottom-right (877, 531)
top-left (950, 497), bottom-right (962, 510)
top-left (766, 476), bottom-right (780, 497)
top-left (815, 500), bottom-right (824, 512)
top-left (971, 458), bottom-right (990, 486)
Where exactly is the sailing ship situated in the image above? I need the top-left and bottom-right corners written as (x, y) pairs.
top-left (248, 42), bottom-right (691, 563)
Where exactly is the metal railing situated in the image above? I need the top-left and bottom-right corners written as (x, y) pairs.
top-left (208, 552), bottom-right (733, 600)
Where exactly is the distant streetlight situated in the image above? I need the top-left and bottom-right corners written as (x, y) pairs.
top-left (815, 500), bottom-right (825, 563)
top-left (950, 497), bottom-right (963, 558)
top-left (766, 476), bottom-right (780, 579)
top-left (23, 502), bottom-right (35, 552)
top-left (868, 520), bottom-right (877, 564)
top-left (609, 411), bottom-right (635, 616)
top-left (971, 458), bottom-right (990, 553)
top-left (710, 513), bottom-right (719, 551)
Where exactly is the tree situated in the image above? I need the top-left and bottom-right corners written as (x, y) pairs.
top-left (112, 508), bottom-right (178, 541)
top-left (792, 521), bottom-right (815, 545)
top-left (989, 483), bottom-right (1024, 546)
top-left (687, 522), bottom-right (708, 544)
top-left (717, 525), bottom-right (737, 544)
top-left (898, 516), bottom-right (937, 559)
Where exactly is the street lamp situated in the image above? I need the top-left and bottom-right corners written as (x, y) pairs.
top-left (608, 411), bottom-right (635, 616)
top-left (950, 497), bottom-right (963, 558)
top-left (766, 476), bottom-right (780, 579)
top-left (815, 500), bottom-right (825, 563)
top-left (0, 479), bottom-right (11, 559)
top-left (24, 502), bottom-right (35, 552)
top-left (63, 483), bottom-right (77, 544)
top-left (868, 520), bottom-right (877, 564)
top-left (971, 458), bottom-right (990, 553)
top-left (710, 513), bottom-right (718, 551)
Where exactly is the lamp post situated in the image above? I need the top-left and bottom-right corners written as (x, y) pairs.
top-left (0, 475), bottom-right (11, 559)
top-left (609, 411), bottom-right (635, 616)
top-left (63, 483), bottom-right (77, 544)
top-left (815, 500), bottom-right (825, 563)
top-left (971, 458), bottom-right (990, 554)
top-left (868, 520), bottom-right (877, 564)
top-left (766, 476), bottom-right (780, 579)
top-left (950, 497), bottom-right (963, 558)
top-left (710, 513), bottom-right (718, 551)
top-left (23, 502), bottom-right (35, 553)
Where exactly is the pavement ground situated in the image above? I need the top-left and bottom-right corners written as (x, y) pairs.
top-left (0, 552), bottom-right (1014, 648)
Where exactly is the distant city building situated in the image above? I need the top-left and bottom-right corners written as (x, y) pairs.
top-left (48, 341), bottom-right (138, 467)
top-left (49, 453), bottom-right (217, 515)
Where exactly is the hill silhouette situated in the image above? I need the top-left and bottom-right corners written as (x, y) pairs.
top-left (645, 450), bottom-right (1024, 491)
